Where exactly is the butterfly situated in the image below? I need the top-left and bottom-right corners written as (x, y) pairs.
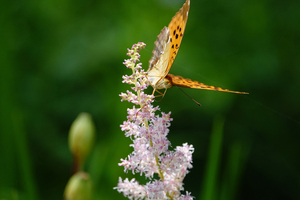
top-left (147, 0), bottom-right (248, 96)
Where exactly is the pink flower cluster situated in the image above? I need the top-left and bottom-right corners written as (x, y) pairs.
top-left (115, 42), bottom-right (194, 200)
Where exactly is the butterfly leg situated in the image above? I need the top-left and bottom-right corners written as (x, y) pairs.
top-left (154, 89), bottom-right (168, 102)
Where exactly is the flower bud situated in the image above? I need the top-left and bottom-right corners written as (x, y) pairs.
top-left (64, 171), bottom-right (93, 200)
top-left (69, 113), bottom-right (95, 170)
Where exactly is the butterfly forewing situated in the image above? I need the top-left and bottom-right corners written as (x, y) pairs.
top-left (166, 74), bottom-right (249, 94)
top-left (167, 0), bottom-right (190, 74)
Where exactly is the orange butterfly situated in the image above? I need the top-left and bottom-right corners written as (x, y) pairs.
top-left (147, 0), bottom-right (248, 96)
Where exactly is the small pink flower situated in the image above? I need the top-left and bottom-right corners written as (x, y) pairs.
top-left (114, 43), bottom-right (194, 200)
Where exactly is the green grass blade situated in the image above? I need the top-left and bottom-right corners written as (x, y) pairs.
top-left (200, 116), bottom-right (225, 200)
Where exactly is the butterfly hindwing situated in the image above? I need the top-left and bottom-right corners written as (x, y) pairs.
top-left (148, 27), bottom-right (171, 87)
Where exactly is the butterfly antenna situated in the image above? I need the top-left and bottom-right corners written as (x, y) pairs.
top-left (175, 86), bottom-right (202, 106)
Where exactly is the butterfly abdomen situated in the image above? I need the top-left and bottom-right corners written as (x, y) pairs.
top-left (166, 74), bottom-right (205, 88)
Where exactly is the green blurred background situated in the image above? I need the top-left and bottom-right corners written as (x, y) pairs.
top-left (1, 0), bottom-right (299, 199)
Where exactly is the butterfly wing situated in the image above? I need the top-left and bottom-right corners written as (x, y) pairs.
top-left (148, 27), bottom-right (171, 87)
top-left (167, 0), bottom-right (190, 74)
top-left (166, 74), bottom-right (249, 94)
top-left (148, 0), bottom-right (190, 89)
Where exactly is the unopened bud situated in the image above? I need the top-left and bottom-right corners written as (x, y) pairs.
top-left (69, 113), bottom-right (95, 170)
top-left (64, 171), bottom-right (93, 200)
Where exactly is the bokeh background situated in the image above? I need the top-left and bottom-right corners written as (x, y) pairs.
top-left (1, 0), bottom-right (299, 199)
